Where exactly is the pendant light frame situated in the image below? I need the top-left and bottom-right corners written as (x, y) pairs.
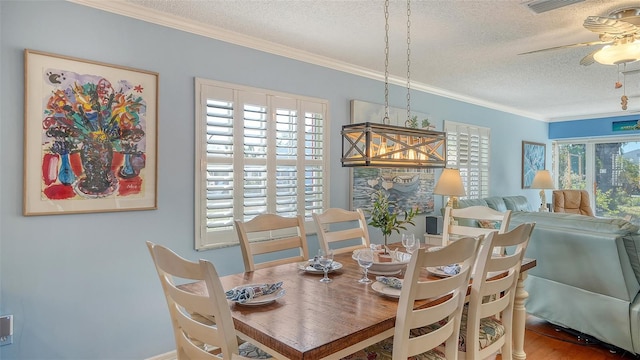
top-left (340, 0), bottom-right (446, 169)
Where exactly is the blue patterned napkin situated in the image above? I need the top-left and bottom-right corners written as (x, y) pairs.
top-left (442, 264), bottom-right (461, 275)
top-left (225, 282), bottom-right (283, 304)
top-left (376, 276), bottom-right (403, 289)
top-left (309, 256), bottom-right (324, 270)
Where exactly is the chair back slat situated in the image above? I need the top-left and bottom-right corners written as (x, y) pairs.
top-left (442, 205), bottom-right (513, 255)
top-left (235, 214), bottom-right (309, 272)
top-left (313, 208), bottom-right (370, 254)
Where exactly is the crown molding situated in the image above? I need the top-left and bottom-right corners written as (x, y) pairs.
top-left (68, 0), bottom-right (547, 122)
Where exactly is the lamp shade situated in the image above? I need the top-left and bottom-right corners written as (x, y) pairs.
top-left (531, 170), bottom-right (554, 189)
top-left (434, 168), bottom-right (466, 196)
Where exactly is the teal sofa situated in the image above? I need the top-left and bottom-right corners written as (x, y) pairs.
top-left (457, 196), bottom-right (640, 354)
top-left (457, 195), bottom-right (534, 213)
top-left (509, 212), bottom-right (640, 354)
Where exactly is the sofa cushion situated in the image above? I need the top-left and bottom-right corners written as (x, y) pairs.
top-left (457, 198), bottom-right (489, 208)
top-left (503, 196), bottom-right (534, 212)
top-left (511, 211), bottom-right (638, 235)
top-left (511, 211), bottom-right (640, 284)
top-left (484, 197), bottom-right (508, 212)
top-left (478, 220), bottom-right (501, 229)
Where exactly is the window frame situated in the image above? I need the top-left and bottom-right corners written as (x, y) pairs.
top-left (194, 78), bottom-right (330, 250)
top-left (552, 135), bottom-right (640, 218)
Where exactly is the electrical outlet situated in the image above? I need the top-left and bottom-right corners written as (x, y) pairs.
top-left (0, 315), bottom-right (13, 346)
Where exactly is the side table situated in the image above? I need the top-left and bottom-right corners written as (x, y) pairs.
top-left (423, 233), bottom-right (444, 246)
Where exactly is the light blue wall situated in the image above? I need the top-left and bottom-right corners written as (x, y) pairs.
top-left (550, 114), bottom-right (640, 139)
top-left (1, 1), bottom-right (547, 358)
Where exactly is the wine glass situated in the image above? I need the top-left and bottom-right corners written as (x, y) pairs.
top-left (406, 236), bottom-right (421, 255)
top-left (401, 233), bottom-right (416, 253)
top-left (356, 249), bottom-right (374, 284)
top-left (318, 249), bottom-right (334, 283)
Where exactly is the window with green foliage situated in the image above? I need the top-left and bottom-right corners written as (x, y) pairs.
top-left (553, 137), bottom-right (640, 223)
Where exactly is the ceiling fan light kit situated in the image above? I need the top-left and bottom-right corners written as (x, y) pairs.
top-left (522, 7), bottom-right (640, 67)
top-left (593, 40), bottom-right (640, 65)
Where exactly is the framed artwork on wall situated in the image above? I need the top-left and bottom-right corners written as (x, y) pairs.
top-left (349, 100), bottom-right (436, 215)
top-left (23, 49), bottom-right (158, 215)
top-left (522, 141), bottom-right (546, 189)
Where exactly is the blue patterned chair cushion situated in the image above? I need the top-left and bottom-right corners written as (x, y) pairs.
top-left (342, 336), bottom-right (447, 360)
top-left (457, 305), bottom-right (505, 352)
top-left (238, 342), bottom-right (272, 358)
top-left (411, 305), bottom-right (505, 353)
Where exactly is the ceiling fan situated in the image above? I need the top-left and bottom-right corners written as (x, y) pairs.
top-left (521, 7), bottom-right (640, 66)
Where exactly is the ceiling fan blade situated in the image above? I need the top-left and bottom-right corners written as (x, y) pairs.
top-left (580, 49), bottom-right (599, 66)
top-left (518, 40), bottom-right (608, 55)
top-left (584, 16), bottom-right (638, 36)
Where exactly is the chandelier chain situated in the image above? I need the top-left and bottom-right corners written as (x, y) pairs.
top-left (406, 0), bottom-right (411, 124)
top-left (383, 0), bottom-right (390, 124)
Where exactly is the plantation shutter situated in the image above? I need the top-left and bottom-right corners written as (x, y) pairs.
top-left (444, 121), bottom-right (490, 199)
top-left (195, 79), bottom-right (329, 250)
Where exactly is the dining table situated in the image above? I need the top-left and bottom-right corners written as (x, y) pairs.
top-left (179, 244), bottom-right (537, 360)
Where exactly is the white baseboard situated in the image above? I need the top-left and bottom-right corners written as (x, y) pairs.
top-left (146, 350), bottom-right (177, 360)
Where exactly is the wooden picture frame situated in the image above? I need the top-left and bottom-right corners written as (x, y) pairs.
top-left (522, 141), bottom-right (546, 189)
top-left (23, 49), bottom-right (158, 215)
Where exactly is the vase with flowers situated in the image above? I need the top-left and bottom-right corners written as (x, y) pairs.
top-left (367, 189), bottom-right (418, 253)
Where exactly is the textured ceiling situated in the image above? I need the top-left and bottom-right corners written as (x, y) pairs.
top-left (75, 0), bottom-right (640, 122)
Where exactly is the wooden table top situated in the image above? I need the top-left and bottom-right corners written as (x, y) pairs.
top-left (180, 245), bottom-right (536, 360)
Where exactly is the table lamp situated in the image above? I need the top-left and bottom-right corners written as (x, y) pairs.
top-left (531, 169), bottom-right (554, 212)
top-left (434, 168), bottom-right (466, 208)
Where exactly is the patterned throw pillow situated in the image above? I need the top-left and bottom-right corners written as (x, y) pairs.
top-left (478, 220), bottom-right (501, 229)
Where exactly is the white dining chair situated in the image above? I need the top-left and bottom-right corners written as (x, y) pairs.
top-left (441, 205), bottom-right (512, 254)
top-left (234, 213), bottom-right (309, 272)
top-left (313, 208), bottom-right (371, 255)
top-left (343, 236), bottom-right (482, 360)
top-left (457, 223), bottom-right (535, 360)
top-left (146, 241), bottom-right (273, 360)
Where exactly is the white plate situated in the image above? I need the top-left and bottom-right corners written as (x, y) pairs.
top-left (368, 268), bottom-right (403, 276)
top-left (297, 261), bottom-right (343, 274)
top-left (352, 249), bottom-right (410, 275)
top-left (230, 285), bottom-right (286, 306)
top-left (371, 281), bottom-right (402, 298)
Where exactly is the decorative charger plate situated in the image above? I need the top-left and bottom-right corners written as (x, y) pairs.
top-left (229, 285), bottom-right (286, 306)
top-left (371, 281), bottom-right (402, 298)
top-left (297, 261), bottom-right (343, 274)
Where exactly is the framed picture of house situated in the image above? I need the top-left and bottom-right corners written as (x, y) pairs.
top-left (349, 100), bottom-right (436, 215)
top-left (23, 49), bottom-right (158, 215)
top-left (522, 141), bottom-right (545, 189)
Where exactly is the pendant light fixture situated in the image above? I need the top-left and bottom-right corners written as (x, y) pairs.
top-left (341, 0), bottom-right (446, 168)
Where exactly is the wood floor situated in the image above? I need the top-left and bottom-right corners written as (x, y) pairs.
top-left (497, 315), bottom-right (639, 360)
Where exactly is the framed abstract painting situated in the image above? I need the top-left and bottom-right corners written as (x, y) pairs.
top-left (23, 49), bottom-right (158, 215)
top-left (522, 141), bottom-right (546, 189)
